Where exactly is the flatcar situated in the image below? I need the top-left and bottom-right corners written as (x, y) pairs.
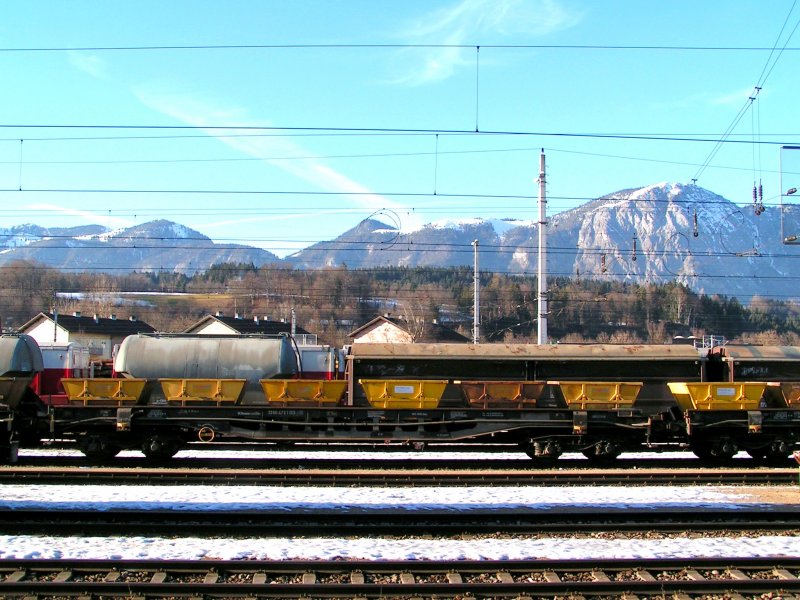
top-left (4, 336), bottom-right (800, 464)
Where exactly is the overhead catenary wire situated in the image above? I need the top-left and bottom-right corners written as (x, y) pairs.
top-left (0, 123), bottom-right (795, 145)
top-left (0, 142), bottom-right (796, 169)
top-left (0, 231), bottom-right (796, 262)
top-left (0, 43), bottom-right (799, 52)
top-left (0, 33), bottom-right (798, 306)
top-left (693, 0), bottom-right (800, 184)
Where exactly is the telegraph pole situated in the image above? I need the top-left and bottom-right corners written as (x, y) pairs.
top-left (537, 150), bottom-right (548, 345)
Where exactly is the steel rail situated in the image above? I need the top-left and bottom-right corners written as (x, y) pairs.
top-left (1, 557), bottom-right (799, 597)
top-left (2, 507), bottom-right (799, 536)
top-left (0, 465), bottom-right (796, 486)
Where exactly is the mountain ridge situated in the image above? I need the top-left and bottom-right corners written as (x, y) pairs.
top-left (2, 183), bottom-right (798, 301)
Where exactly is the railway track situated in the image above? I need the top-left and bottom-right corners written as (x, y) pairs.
top-left (1, 557), bottom-right (799, 597)
top-left (2, 507), bottom-right (799, 536)
top-left (1, 464), bottom-right (796, 486)
top-left (16, 450), bottom-right (797, 471)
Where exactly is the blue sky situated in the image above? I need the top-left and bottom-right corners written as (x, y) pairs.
top-left (0, 0), bottom-right (798, 257)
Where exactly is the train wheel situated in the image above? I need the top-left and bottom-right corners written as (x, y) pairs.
top-left (521, 439), bottom-right (562, 465)
top-left (581, 440), bottom-right (621, 463)
top-left (79, 436), bottom-right (121, 461)
top-left (141, 437), bottom-right (180, 461)
top-left (691, 439), bottom-right (737, 462)
top-left (764, 438), bottom-right (791, 462)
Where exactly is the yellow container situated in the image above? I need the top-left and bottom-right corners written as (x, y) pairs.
top-left (159, 378), bottom-right (246, 406)
top-left (557, 381), bottom-right (643, 410)
top-left (667, 382), bottom-right (766, 410)
top-left (460, 381), bottom-right (545, 408)
top-left (61, 378), bottom-right (147, 406)
top-left (359, 379), bottom-right (448, 409)
top-left (260, 379), bottom-right (347, 405)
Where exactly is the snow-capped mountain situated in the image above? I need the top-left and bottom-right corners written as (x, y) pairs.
top-left (552, 182), bottom-right (799, 299)
top-left (1, 184), bottom-right (797, 300)
top-left (0, 219), bottom-right (283, 275)
top-left (0, 224), bottom-right (108, 248)
top-left (288, 182), bottom-right (800, 300)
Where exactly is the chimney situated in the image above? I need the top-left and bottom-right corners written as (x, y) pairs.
top-left (129, 316), bottom-right (137, 321)
top-left (73, 311), bottom-right (81, 318)
top-left (110, 314), bottom-right (116, 320)
top-left (234, 312), bottom-right (241, 319)
top-left (264, 315), bottom-right (270, 322)
top-left (93, 314), bottom-right (99, 323)
top-left (215, 311), bottom-right (224, 317)
top-left (253, 316), bottom-right (260, 324)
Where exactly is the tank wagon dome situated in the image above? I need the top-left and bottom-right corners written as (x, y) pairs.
top-left (113, 333), bottom-right (297, 382)
top-left (0, 334), bottom-right (43, 376)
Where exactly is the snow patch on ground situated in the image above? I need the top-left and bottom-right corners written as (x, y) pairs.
top-left (8, 448), bottom-right (799, 561)
top-left (2, 535), bottom-right (798, 561)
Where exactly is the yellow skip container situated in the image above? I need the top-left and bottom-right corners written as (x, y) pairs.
top-left (260, 379), bottom-right (347, 406)
top-left (61, 378), bottom-right (147, 406)
top-left (667, 382), bottom-right (766, 411)
top-left (359, 379), bottom-right (448, 409)
top-left (557, 381), bottom-right (643, 410)
top-left (159, 378), bottom-right (246, 406)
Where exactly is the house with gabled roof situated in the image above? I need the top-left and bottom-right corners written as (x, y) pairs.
top-left (348, 314), bottom-right (469, 344)
top-left (18, 312), bottom-right (156, 360)
top-left (183, 312), bottom-right (317, 344)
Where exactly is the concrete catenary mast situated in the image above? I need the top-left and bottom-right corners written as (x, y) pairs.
top-left (472, 239), bottom-right (479, 344)
top-left (537, 150), bottom-right (548, 345)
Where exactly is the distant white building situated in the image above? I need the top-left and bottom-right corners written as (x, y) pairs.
top-left (183, 312), bottom-right (317, 345)
top-left (348, 314), bottom-right (469, 344)
top-left (18, 312), bottom-right (155, 361)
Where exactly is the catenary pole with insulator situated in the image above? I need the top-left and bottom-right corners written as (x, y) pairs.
top-left (472, 239), bottom-right (479, 344)
top-left (537, 150), bottom-right (548, 345)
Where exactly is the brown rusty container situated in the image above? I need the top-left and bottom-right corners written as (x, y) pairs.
top-left (459, 381), bottom-right (546, 408)
top-left (261, 379), bottom-right (347, 406)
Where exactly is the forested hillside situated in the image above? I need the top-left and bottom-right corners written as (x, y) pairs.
top-left (1, 260), bottom-right (798, 347)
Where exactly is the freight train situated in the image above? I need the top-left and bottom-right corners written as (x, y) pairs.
top-left (1, 333), bottom-right (800, 464)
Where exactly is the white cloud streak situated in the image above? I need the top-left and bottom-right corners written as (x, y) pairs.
top-left (134, 85), bottom-right (424, 233)
top-left (67, 51), bottom-right (108, 79)
top-left (392, 0), bottom-right (582, 85)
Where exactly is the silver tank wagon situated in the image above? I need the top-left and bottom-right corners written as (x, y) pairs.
top-left (113, 334), bottom-right (298, 404)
